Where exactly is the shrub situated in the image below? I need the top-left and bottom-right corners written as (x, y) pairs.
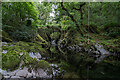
top-left (2, 25), bottom-right (37, 41)
top-left (103, 22), bottom-right (120, 38)
top-left (11, 25), bottom-right (37, 41)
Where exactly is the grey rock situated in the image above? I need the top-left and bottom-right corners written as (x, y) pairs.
top-left (2, 50), bottom-right (7, 54)
top-left (4, 76), bottom-right (10, 78)
top-left (26, 72), bottom-right (33, 78)
top-left (11, 76), bottom-right (21, 78)
top-left (15, 67), bottom-right (28, 77)
top-left (37, 68), bottom-right (51, 78)
top-left (2, 42), bottom-right (8, 46)
top-left (29, 52), bottom-right (42, 61)
top-left (7, 69), bottom-right (20, 76)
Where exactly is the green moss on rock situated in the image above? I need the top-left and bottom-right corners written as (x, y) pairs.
top-left (2, 52), bottom-right (20, 70)
top-left (36, 60), bottom-right (50, 69)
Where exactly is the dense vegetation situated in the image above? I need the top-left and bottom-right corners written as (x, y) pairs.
top-left (1, 2), bottom-right (120, 79)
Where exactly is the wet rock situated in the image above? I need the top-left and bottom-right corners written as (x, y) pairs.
top-left (50, 64), bottom-right (63, 77)
top-left (2, 42), bottom-right (8, 46)
top-left (37, 68), bottom-right (50, 78)
top-left (11, 76), bottom-right (21, 78)
top-left (95, 44), bottom-right (109, 55)
top-left (15, 67), bottom-right (28, 77)
top-left (67, 45), bottom-right (82, 53)
top-left (31, 70), bottom-right (36, 77)
top-left (2, 50), bottom-right (7, 54)
top-left (29, 52), bottom-right (42, 61)
top-left (7, 70), bottom-right (18, 76)
top-left (4, 76), bottom-right (10, 78)
top-left (51, 40), bottom-right (57, 46)
top-left (50, 64), bottom-right (58, 68)
top-left (35, 52), bottom-right (42, 59)
top-left (1, 63), bottom-right (64, 79)
top-left (26, 73), bottom-right (33, 78)
top-left (0, 68), bottom-right (7, 75)
top-left (9, 44), bottom-right (14, 47)
top-left (93, 51), bottom-right (100, 55)
top-left (94, 43), bottom-right (110, 63)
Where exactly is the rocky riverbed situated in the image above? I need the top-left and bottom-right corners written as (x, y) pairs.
top-left (0, 63), bottom-right (63, 79)
top-left (1, 40), bottom-right (119, 79)
top-left (1, 42), bottom-right (65, 79)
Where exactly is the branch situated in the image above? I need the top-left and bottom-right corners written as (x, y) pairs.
top-left (61, 2), bottom-right (79, 28)
top-left (73, 3), bottom-right (86, 11)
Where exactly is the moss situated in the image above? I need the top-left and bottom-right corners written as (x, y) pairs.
top-left (50, 46), bottom-right (56, 53)
top-left (2, 41), bottom-right (50, 71)
top-left (2, 52), bottom-right (20, 71)
top-left (36, 60), bottom-right (50, 69)
top-left (15, 41), bottom-right (30, 47)
top-left (35, 34), bottom-right (48, 44)
top-left (8, 41), bottom-right (47, 55)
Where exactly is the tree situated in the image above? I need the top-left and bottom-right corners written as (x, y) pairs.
top-left (2, 2), bottom-right (39, 27)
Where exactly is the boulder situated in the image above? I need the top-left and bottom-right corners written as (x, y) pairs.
top-left (15, 67), bottom-right (28, 77)
top-left (37, 68), bottom-right (51, 78)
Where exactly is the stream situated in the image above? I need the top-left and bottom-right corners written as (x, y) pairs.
top-left (1, 41), bottom-right (112, 79)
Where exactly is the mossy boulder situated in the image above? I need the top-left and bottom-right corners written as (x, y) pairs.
top-left (2, 51), bottom-right (20, 70)
top-left (2, 41), bottom-right (50, 71)
top-left (36, 60), bottom-right (50, 69)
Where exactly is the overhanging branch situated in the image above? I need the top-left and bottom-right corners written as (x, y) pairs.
top-left (73, 3), bottom-right (86, 25)
top-left (61, 2), bottom-right (79, 28)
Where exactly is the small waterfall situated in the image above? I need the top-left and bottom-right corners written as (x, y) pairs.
top-left (51, 40), bottom-right (57, 46)
top-left (95, 43), bottom-right (110, 63)
top-left (29, 52), bottom-right (42, 61)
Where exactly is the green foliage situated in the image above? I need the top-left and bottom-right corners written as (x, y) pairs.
top-left (35, 2), bottom-right (52, 25)
top-left (103, 22), bottom-right (120, 38)
top-left (50, 32), bottom-right (60, 40)
top-left (2, 2), bottom-right (120, 79)
top-left (3, 24), bottom-right (37, 41)
top-left (2, 2), bottom-right (39, 27)
top-left (2, 2), bottom-right (40, 41)
top-left (50, 46), bottom-right (56, 53)
top-left (11, 25), bottom-right (37, 41)
top-left (2, 30), bottom-right (12, 42)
